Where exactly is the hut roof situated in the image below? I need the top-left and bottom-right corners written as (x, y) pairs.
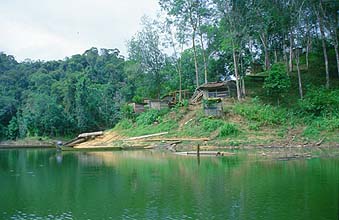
top-left (197, 82), bottom-right (228, 90)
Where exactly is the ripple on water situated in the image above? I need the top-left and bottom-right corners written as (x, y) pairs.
top-left (10, 210), bottom-right (73, 220)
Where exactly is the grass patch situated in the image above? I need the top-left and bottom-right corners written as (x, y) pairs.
top-left (115, 119), bottom-right (133, 130)
top-left (302, 126), bottom-right (320, 139)
top-left (219, 123), bottom-right (239, 137)
top-left (200, 118), bottom-right (225, 132)
top-left (234, 98), bottom-right (287, 126)
top-left (120, 120), bottom-right (178, 137)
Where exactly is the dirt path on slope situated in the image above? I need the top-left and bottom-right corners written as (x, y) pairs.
top-left (178, 105), bottom-right (200, 129)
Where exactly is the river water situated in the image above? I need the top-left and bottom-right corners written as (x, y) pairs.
top-left (0, 149), bottom-right (338, 220)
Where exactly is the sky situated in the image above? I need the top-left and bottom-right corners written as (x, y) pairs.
top-left (0, 0), bottom-right (160, 61)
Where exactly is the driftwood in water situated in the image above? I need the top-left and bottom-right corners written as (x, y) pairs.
top-left (64, 131), bottom-right (104, 147)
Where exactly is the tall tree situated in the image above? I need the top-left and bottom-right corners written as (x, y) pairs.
top-left (160, 0), bottom-right (202, 88)
top-left (162, 17), bottom-right (186, 102)
top-left (214, 0), bottom-right (249, 100)
top-left (323, 1), bottom-right (339, 78)
top-left (128, 16), bottom-right (166, 99)
top-left (316, 0), bottom-right (330, 88)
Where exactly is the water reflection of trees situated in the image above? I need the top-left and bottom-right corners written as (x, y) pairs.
top-left (1, 149), bottom-right (339, 219)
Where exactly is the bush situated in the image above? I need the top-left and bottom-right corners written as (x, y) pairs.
top-left (120, 104), bottom-right (134, 120)
top-left (219, 123), bottom-right (239, 137)
top-left (135, 109), bottom-right (169, 126)
top-left (302, 126), bottom-right (320, 139)
top-left (6, 117), bottom-right (19, 140)
top-left (309, 117), bottom-right (339, 132)
top-left (298, 87), bottom-right (339, 117)
top-left (263, 63), bottom-right (291, 104)
top-left (234, 98), bottom-right (287, 126)
top-left (200, 118), bottom-right (225, 132)
top-left (132, 95), bottom-right (144, 104)
top-left (115, 119), bottom-right (133, 130)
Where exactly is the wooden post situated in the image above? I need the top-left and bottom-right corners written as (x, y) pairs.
top-left (197, 144), bottom-right (200, 166)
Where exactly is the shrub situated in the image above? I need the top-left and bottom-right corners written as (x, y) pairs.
top-left (302, 126), bottom-right (320, 139)
top-left (263, 63), bottom-right (291, 105)
top-left (120, 104), bottom-right (134, 120)
top-left (234, 98), bottom-right (287, 126)
top-left (298, 87), bottom-right (339, 117)
top-left (115, 119), bottom-right (133, 130)
top-left (310, 117), bottom-right (339, 132)
top-left (132, 95), bottom-right (144, 104)
top-left (6, 117), bottom-right (19, 140)
top-left (200, 118), bottom-right (225, 132)
top-left (135, 109), bottom-right (169, 126)
top-left (219, 123), bottom-right (239, 137)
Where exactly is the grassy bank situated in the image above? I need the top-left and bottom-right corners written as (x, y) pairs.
top-left (113, 59), bottom-right (339, 150)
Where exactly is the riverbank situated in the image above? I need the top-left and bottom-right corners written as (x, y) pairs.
top-left (109, 98), bottom-right (339, 153)
top-left (3, 96), bottom-right (339, 157)
top-left (51, 127), bottom-right (339, 159)
top-left (0, 138), bottom-right (55, 149)
top-left (3, 131), bottom-right (339, 160)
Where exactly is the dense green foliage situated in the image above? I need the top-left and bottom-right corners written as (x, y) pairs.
top-left (1, 0), bottom-right (339, 140)
top-left (263, 64), bottom-right (291, 104)
top-left (234, 98), bottom-right (287, 126)
top-left (0, 49), bottom-right (126, 139)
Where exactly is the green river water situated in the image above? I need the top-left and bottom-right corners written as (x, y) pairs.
top-left (0, 149), bottom-right (338, 220)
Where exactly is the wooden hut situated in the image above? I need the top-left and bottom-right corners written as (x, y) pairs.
top-left (197, 81), bottom-right (236, 99)
top-left (144, 99), bottom-right (169, 110)
top-left (129, 103), bottom-right (146, 113)
top-left (192, 81), bottom-right (236, 117)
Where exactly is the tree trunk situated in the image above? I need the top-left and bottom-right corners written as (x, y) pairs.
top-left (306, 38), bottom-right (310, 70)
top-left (306, 30), bottom-right (311, 70)
top-left (289, 31), bottom-right (294, 72)
top-left (274, 49), bottom-right (278, 64)
top-left (296, 53), bottom-right (303, 99)
top-left (192, 31), bottom-right (199, 88)
top-left (199, 32), bottom-right (208, 84)
top-left (169, 30), bottom-right (183, 102)
top-left (264, 45), bottom-right (270, 70)
top-left (334, 43), bottom-right (339, 78)
top-left (177, 57), bottom-right (183, 102)
top-left (260, 34), bottom-right (270, 70)
top-left (241, 77), bottom-right (246, 97)
top-left (238, 52), bottom-right (246, 97)
top-left (232, 44), bottom-right (241, 101)
top-left (318, 2), bottom-right (330, 89)
top-left (283, 43), bottom-right (289, 74)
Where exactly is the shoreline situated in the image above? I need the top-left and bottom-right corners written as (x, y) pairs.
top-left (0, 144), bottom-right (55, 149)
top-left (1, 137), bottom-right (339, 160)
top-left (0, 139), bottom-right (56, 149)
